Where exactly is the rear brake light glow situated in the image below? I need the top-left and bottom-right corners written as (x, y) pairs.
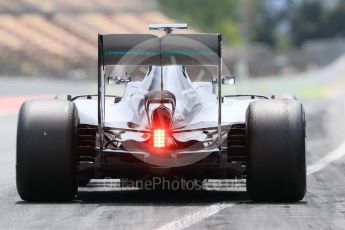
top-left (153, 129), bottom-right (165, 148)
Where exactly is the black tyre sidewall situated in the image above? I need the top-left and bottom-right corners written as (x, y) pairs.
top-left (246, 99), bottom-right (306, 202)
top-left (16, 99), bottom-right (78, 202)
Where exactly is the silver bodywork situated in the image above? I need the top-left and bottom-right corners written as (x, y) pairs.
top-left (73, 29), bottom-right (260, 168)
top-left (75, 65), bottom-right (254, 146)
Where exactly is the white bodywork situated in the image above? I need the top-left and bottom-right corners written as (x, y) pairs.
top-left (74, 66), bottom-right (254, 142)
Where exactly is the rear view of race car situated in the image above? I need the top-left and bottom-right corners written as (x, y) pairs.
top-left (16, 24), bottom-right (306, 202)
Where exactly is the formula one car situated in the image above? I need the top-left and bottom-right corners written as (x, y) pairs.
top-left (16, 24), bottom-right (306, 202)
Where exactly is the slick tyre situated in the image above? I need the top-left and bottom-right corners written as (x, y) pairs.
top-left (17, 99), bottom-right (78, 202)
top-left (246, 99), bottom-right (306, 202)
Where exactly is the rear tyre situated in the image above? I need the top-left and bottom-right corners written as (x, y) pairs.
top-left (246, 99), bottom-right (306, 202)
top-left (16, 99), bottom-right (78, 202)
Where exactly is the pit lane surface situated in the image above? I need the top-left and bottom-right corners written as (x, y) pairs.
top-left (1, 78), bottom-right (345, 229)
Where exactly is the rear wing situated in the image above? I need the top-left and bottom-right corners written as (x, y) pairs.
top-left (161, 34), bottom-right (221, 65)
top-left (100, 34), bottom-right (160, 66)
top-left (97, 33), bottom-right (223, 149)
top-left (98, 33), bottom-right (221, 66)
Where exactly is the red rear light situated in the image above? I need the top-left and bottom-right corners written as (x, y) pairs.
top-left (153, 129), bottom-right (166, 148)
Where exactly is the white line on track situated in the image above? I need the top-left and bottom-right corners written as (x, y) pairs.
top-left (155, 203), bottom-right (234, 230)
top-left (306, 137), bottom-right (345, 175)
top-left (306, 100), bottom-right (345, 176)
top-left (157, 127), bottom-right (345, 230)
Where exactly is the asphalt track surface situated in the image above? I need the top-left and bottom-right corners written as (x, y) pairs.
top-left (1, 77), bottom-right (345, 229)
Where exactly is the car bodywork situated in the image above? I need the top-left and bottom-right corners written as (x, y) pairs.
top-left (16, 24), bottom-right (306, 202)
top-left (73, 26), bottom-right (265, 181)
